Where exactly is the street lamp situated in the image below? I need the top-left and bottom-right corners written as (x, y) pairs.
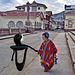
top-left (10, 34), bottom-right (38, 71)
top-left (25, 2), bottom-right (31, 27)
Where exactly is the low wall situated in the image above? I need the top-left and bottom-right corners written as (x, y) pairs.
top-left (0, 28), bottom-right (27, 36)
top-left (64, 29), bottom-right (75, 32)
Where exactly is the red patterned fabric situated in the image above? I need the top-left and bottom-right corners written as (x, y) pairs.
top-left (38, 40), bottom-right (57, 70)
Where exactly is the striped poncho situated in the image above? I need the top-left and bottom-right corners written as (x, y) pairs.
top-left (38, 40), bottom-right (57, 69)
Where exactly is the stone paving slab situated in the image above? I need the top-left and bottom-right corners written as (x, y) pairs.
top-left (20, 32), bottom-right (74, 75)
top-left (0, 33), bottom-right (31, 40)
top-left (68, 32), bottom-right (75, 42)
top-left (0, 33), bottom-right (40, 75)
top-left (0, 32), bottom-right (38, 40)
top-left (71, 31), bottom-right (75, 35)
top-left (0, 31), bottom-right (58, 75)
top-left (66, 33), bottom-right (75, 64)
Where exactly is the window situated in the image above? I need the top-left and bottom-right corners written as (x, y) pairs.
top-left (29, 7), bottom-right (30, 11)
top-left (16, 21), bottom-right (23, 28)
top-left (38, 7), bottom-right (40, 10)
top-left (23, 8), bottom-right (25, 11)
top-left (18, 8), bottom-right (21, 10)
top-left (68, 19), bottom-right (72, 28)
top-left (34, 21), bottom-right (36, 28)
top-left (32, 6), bottom-right (37, 11)
top-left (8, 21), bottom-right (15, 28)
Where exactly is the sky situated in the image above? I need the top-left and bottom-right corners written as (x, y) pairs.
top-left (0, 0), bottom-right (75, 14)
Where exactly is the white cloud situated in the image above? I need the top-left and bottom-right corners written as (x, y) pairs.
top-left (56, 0), bottom-right (67, 4)
top-left (0, 0), bottom-right (75, 13)
top-left (28, 0), bottom-right (34, 3)
top-left (43, 0), bottom-right (64, 14)
top-left (15, 0), bottom-right (28, 4)
top-left (66, 0), bottom-right (75, 5)
top-left (0, 3), bottom-right (16, 11)
top-left (16, 0), bottom-right (24, 4)
top-left (0, 0), bottom-right (37, 12)
top-left (56, 0), bottom-right (75, 5)
top-left (43, 1), bottom-right (50, 7)
top-left (0, 0), bottom-right (26, 11)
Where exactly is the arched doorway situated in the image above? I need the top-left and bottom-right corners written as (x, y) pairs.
top-left (16, 21), bottom-right (24, 28)
top-left (8, 21), bottom-right (15, 28)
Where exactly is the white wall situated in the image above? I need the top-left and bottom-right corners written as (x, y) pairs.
top-left (64, 14), bottom-right (75, 29)
top-left (0, 16), bottom-right (45, 29)
top-left (0, 16), bottom-right (27, 28)
top-left (25, 7), bottom-right (27, 12)
top-left (37, 6), bottom-right (46, 12)
top-left (25, 6), bottom-right (46, 12)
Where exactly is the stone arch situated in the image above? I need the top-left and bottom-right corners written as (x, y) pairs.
top-left (8, 21), bottom-right (15, 28)
top-left (16, 21), bottom-right (24, 28)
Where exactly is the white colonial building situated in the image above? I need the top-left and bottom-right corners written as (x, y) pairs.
top-left (64, 10), bottom-right (75, 31)
top-left (0, 1), bottom-right (55, 35)
top-left (64, 6), bottom-right (75, 31)
top-left (0, 1), bottom-right (52, 30)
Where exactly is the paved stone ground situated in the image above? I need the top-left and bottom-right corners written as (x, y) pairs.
top-left (53, 33), bottom-right (74, 75)
top-left (0, 31), bottom-right (58, 75)
top-left (18, 32), bottom-right (74, 75)
top-left (66, 32), bottom-right (75, 73)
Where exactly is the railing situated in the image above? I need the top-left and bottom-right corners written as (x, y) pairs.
top-left (0, 28), bottom-right (27, 36)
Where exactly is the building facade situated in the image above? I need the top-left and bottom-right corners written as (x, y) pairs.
top-left (64, 10), bottom-right (75, 31)
top-left (65, 5), bottom-right (75, 12)
top-left (0, 1), bottom-right (52, 31)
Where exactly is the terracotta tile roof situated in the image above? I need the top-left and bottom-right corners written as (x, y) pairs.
top-left (46, 11), bottom-right (52, 16)
top-left (65, 9), bottom-right (75, 14)
top-left (0, 10), bottom-right (43, 17)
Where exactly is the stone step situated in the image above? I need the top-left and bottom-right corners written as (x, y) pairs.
top-left (71, 31), bottom-right (75, 35)
top-left (68, 32), bottom-right (75, 43)
top-left (65, 33), bottom-right (75, 66)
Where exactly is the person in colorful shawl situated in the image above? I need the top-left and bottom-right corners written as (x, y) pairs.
top-left (38, 32), bottom-right (57, 72)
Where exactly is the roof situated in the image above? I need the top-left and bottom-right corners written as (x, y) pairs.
top-left (50, 17), bottom-right (56, 24)
top-left (65, 5), bottom-right (75, 10)
top-left (46, 11), bottom-right (52, 16)
top-left (0, 10), bottom-right (44, 17)
top-left (65, 9), bottom-right (75, 14)
top-left (16, 1), bottom-right (47, 9)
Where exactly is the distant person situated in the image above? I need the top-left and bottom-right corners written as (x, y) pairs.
top-left (38, 32), bottom-right (57, 72)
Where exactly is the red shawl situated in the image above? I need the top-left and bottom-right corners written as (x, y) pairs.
top-left (38, 40), bottom-right (57, 67)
